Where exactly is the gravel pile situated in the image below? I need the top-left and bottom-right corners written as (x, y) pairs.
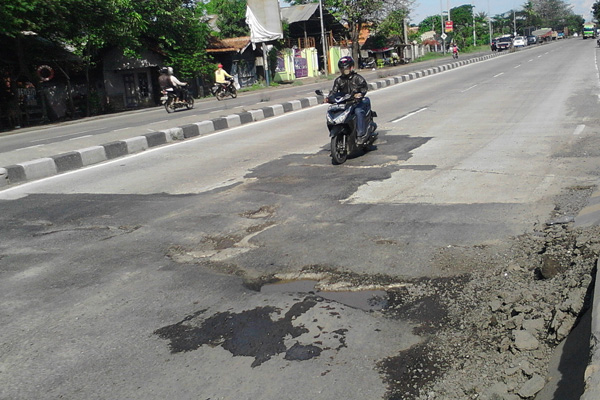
top-left (378, 186), bottom-right (600, 399)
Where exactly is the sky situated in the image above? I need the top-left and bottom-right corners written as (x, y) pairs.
top-left (409, 0), bottom-right (596, 24)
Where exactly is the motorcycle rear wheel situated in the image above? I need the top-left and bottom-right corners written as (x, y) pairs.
top-left (230, 87), bottom-right (237, 99)
top-left (331, 135), bottom-right (348, 165)
top-left (216, 90), bottom-right (225, 101)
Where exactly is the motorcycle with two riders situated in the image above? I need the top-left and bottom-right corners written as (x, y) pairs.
top-left (159, 67), bottom-right (194, 113)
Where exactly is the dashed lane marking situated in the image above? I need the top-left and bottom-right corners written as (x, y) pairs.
top-left (391, 107), bottom-right (428, 123)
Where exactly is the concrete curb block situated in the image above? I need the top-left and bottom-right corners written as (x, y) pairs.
top-left (79, 146), bottom-right (107, 166)
top-left (2, 52), bottom-right (502, 186)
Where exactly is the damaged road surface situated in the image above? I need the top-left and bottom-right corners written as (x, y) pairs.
top-left (2, 40), bottom-right (600, 399)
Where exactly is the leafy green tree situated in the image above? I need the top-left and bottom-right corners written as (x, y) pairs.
top-left (418, 15), bottom-right (443, 36)
top-left (325, 0), bottom-right (414, 60)
top-left (447, 4), bottom-right (474, 48)
top-left (1, 0), bottom-right (212, 117)
top-left (594, 1), bottom-right (600, 22)
top-left (206, 0), bottom-right (249, 38)
top-left (531, 0), bottom-right (574, 27)
top-left (325, 0), bottom-right (383, 60)
top-left (376, 9), bottom-right (409, 44)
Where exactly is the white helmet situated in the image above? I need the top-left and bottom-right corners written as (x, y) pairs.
top-left (167, 67), bottom-right (173, 75)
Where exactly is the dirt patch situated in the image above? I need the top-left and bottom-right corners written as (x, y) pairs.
top-left (376, 185), bottom-right (600, 399)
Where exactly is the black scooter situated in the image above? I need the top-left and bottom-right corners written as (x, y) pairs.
top-left (211, 77), bottom-right (238, 100)
top-left (316, 90), bottom-right (378, 165)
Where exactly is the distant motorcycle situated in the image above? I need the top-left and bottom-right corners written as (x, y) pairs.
top-left (162, 86), bottom-right (194, 113)
top-left (211, 77), bottom-right (237, 100)
top-left (316, 90), bottom-right (378, 165)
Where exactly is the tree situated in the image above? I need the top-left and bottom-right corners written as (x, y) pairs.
top-left (1, 0), bottom-right (212, 118)
top-left (375, 9), bottom-right (409, 45)
top-left (325, 0), bottom-right (414, 61)
top-left (593, 1), bottom-right (600, 22)
top-left (531, 0), bottom-right (573, 26)
top-left (206, 0), bottom-right (249, 38)
top-left (447, 4), bottom-right (475, 48)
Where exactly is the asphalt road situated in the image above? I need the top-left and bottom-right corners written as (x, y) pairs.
top-left (2, 39), bottom-right (600, 399)
top-left (0, 49), bottom-right (496, 167)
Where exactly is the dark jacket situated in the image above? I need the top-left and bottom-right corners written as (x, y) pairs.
top-left (158, 74), bottom-right (174, 90)
top-left (328, 71), bottom-right (368, 99)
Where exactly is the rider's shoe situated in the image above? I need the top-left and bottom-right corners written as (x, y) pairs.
top-left (357, 134), bottom-right (369, 145)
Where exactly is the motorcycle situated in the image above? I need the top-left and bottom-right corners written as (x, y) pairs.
top-left (211, 77), bottom-right (237, 100)
top-left (316, 90), bottom-right (378, 165)
top-left (162, 86), bottom-right (194, 113)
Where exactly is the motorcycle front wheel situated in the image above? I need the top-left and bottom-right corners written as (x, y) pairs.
top-left (186, 95), bottom-right (194, 110)
top-left (331, 135), bottom-right (348, 165)
top-left (165, 97), bottom-right (175, 113)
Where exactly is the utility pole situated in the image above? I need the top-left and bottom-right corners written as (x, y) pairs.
top-left (440, 0), bottom-right (446, 54)
top-left (319, 0), bottom-right (328, 76)
top-left (488, 0), bottom-right (492, 44)
top-left (472, 2), bottom-right (476, 46)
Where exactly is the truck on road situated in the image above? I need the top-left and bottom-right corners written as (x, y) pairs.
top-left (583, 23), bottom-right (597, 39)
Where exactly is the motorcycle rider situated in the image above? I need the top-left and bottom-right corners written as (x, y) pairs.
top-left (214, 63), bottom-right (233, 91)
top-left (452, 43), bottom-right (459, 58)
top-left (159, 66), bottom-right (187, 101)
top-left (326, 56), bottom-right (371, 144)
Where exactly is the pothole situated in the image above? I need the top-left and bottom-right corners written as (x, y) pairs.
top-left (260, 279), bottom-right (389, 311)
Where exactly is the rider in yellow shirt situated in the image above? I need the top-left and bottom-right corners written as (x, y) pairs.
top-left (215, 64), bottom-right (232, 84)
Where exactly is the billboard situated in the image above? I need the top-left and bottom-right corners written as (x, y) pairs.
top-left (246, 0), bottom-right (284, 43)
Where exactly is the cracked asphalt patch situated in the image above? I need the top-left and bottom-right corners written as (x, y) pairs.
top-left (155, 297), bottom-right (320, 367)
top-left (3, 125), bottom-right (600, 399)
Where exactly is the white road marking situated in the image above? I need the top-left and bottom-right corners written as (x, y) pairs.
top-left (493, 73), bottom-right (504, 78)
top-left (391, 107), bottom-right (428, 123)
top-left (68, 135), bottom-right (92, 141)
top-left (15, 145), bottom-right (43, 151)
top-left (514, 65), bottom-right (521, 69)
top-left (461, 85), bottom-right (478, 93)
top-left (573, 125), bottom-right (586, 135)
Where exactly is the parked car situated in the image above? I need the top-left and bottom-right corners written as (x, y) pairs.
top-left (513, 36), bottom-right (527, 47)
top-left (496, 37), bottom-right (513, 51)
top-left (527, 35), bottom-right (537, 45)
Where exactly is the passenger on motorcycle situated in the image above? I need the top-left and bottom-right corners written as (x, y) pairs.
top-left (326, 56), bottom-right (371, 144)
top-left (159, 67), bottom-right (187, 101)
top-left (214, 64), bottom-right (233, 89)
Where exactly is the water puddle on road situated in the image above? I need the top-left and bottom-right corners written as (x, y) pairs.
top-left (260, 280), bottom-right (388, 311)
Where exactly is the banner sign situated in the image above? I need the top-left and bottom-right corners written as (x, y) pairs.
top-left (246, 0), bottom-right (284, 43)
top-left (445, 21), bottom-right (454, 33)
